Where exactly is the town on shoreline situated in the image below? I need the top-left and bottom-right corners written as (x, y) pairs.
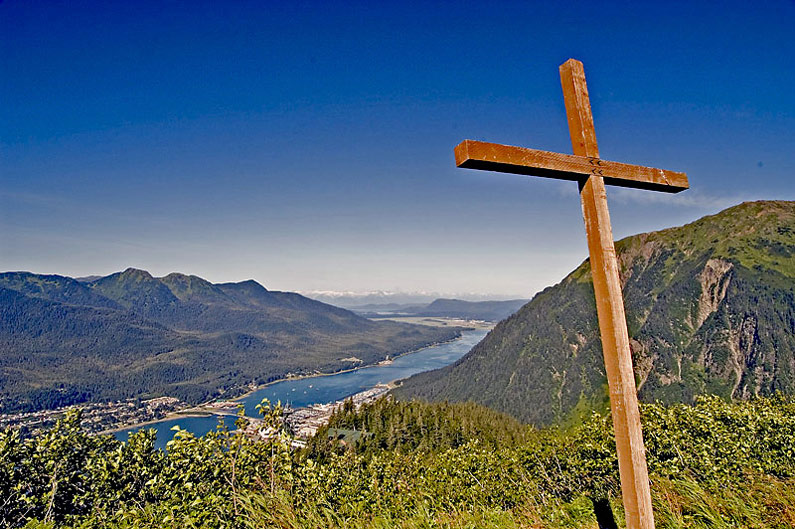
top-left (2, 319), bottom-right (493, 437)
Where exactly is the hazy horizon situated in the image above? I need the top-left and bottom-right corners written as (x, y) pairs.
top-left (0, 265), bottom-right (530, 302)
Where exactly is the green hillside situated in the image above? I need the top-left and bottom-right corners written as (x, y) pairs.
top-left (395, 201), bottom-right (795, 425)
top-left (0, 270), bottom-right (460, 413)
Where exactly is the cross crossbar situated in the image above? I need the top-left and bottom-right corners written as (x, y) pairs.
top-left (455, 139), bottom-right (689, 193)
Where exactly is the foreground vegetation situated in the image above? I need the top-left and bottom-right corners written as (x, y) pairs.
top-left (2, 395), bottom-right (794, 528)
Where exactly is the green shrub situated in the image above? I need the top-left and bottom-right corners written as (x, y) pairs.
top-left (2, 395), bottom-right (794, 528)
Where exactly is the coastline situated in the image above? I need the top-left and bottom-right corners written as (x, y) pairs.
top-left (109, 323), bottom-right (491, 435)
top-left (222, 327), bottom-right (475, 405)
top-left (99, 412), bottom-right (214, 435)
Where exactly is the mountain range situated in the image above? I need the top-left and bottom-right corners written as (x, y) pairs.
top-left (395, 201), bottom-right (795, 425)
top-left (0, 269), bottom-right (460, 413)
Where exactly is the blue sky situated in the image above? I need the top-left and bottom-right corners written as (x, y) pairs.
top-left (2, 1), bottom-right (793, 297)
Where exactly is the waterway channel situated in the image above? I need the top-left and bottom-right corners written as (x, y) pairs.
top-left (115, 328), bottom-right (488, 450)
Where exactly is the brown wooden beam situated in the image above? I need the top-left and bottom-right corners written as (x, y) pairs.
top-left (454, 139), bottom-right (688, 193)
top-left (561, 57), bottom-right (655, 529)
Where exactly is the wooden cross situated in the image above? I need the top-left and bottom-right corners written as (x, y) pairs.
top-left (454, 59), bottom-right (688, 529)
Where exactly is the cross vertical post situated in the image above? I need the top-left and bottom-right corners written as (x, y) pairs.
top-left (454, 59), bottom-right (688, 529)
top-left (561, 59), bottom-right (654, 529)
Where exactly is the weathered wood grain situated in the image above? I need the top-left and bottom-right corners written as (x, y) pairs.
top-left (560, 58), bottom-right (655, 529)
top-left (454, 140), bottom-right (688, 193)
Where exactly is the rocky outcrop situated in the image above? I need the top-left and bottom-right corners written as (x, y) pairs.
top-left (695, 259), bottom-right (733, 329)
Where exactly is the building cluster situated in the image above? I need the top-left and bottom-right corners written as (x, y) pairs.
top-left (3, 384), bottom-right (392, 450)
top-left (284, 384), bottom-right (390, 439)
top-left (0, 396), bottom-right (183, 435)
top-left (232, 384), bottom-right (389, 450)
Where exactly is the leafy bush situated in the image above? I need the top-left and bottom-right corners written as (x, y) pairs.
top-left (2, 395), bottom-right (794, 528)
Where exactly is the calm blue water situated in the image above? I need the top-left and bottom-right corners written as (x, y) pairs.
top-left (114, 415), bottom-right (240, 451)
top-left (114, 328), bottom-right (488, 450)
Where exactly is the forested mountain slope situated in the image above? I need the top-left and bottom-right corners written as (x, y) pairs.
top-left (395, 201), bottom-right (795, 425)
top-left (0, 269), bottom-right (459, 413)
